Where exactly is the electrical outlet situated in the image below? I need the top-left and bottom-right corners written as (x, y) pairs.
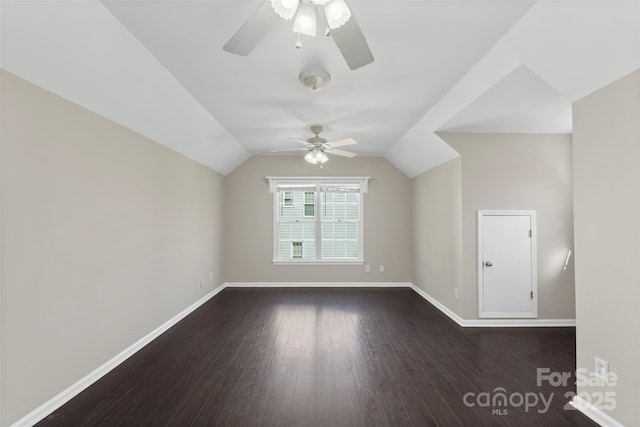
top-left (200, 278), bottom-right (204, 288)
top-left (595, 357), bottom-right (609, 381)
top-left (454, 288), bottom-right (459, 299)
top-left (210, 272), bottom-right (213, 281)
top-left (379, 265), bottom-right (384, 272)
top-left (365, 265), bottom-right (371, 273)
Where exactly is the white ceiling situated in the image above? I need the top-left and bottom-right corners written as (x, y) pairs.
top-left (437, 65), bottom-right (572, 134)
top-left (2, 0), bottom-right (639, 177)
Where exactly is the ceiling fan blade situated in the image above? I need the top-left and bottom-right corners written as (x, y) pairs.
top-left (271, 148), bottom-right (310, 153)
top-left (223, 1), bottom-right (280, 56)
top-left (289, 138), bottom-right (312, 145)
top-left (326, 148), bottom-right (357, 158)
top-left (326, 138), bottom-right (357, 148)
top-left (331, 15), bottom-right (374, 70)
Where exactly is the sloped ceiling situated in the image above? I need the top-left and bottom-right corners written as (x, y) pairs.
top-left (1, 0), bottom-right (639, 177)
top-left (437, 65), bottom-right (572, 134)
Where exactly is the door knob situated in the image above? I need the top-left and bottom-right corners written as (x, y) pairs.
top-left (484, 261), bottom-right (493, 267)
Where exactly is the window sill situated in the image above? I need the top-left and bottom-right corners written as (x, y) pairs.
top-left (273, 259), bottom-right (365, 266)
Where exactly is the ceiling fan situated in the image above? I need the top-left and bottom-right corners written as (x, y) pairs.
top-left (223, 0), bottom-right (374, 70)
top-left (271, 125), bottom-right (358, 165)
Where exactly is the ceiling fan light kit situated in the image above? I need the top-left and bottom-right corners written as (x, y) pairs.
top-left (272, 0), bottom-right (351, 34)
top-left (293, 3), bottom-right (317, 36)
top-left (299, 69), bottom-right (330, 92)
top-left (325, 0), bottom-right (351, 29)
top-left (270, 0), bottom-right (300, 20)
top-left (304, 148), bottom-right (329, 165)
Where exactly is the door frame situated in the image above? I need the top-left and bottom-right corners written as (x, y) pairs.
top-left (477, 210), bottom-right (538, 319)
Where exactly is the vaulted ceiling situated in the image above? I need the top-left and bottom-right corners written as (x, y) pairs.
top-left (2, 1), bottom-right (639, 177)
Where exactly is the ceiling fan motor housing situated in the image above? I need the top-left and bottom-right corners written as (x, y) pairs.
top-left (308, 126), bottom-right (328, 147)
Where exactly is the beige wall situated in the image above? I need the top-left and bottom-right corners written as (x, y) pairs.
top-left (224, 155), bottom-right (412, 283)
top-left (0, 71), bottom-right (226, 426)
top-left (411, 158), bottom-right (463, 316)
top-left (572, 70), bottom-right (640, 426)
top-left (441, 133), bottom-right (576, 320)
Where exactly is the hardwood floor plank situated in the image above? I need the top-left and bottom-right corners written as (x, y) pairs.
top-left (290, 297), bottom-right (318, 425)
top-left (328, 301), bottom-right (362, 427)
top-left (352, 292), bottom-right (415, 426)
top-left (310, 296), bottom-right (340, 426)
top-left (336, 297), bottom-right (390, 426)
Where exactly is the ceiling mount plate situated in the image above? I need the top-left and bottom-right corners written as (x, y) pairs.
top-left (299, 70), bottom-right (331, 92)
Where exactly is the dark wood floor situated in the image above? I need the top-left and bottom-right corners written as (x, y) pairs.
top-left (38, 288), bottom-right (595, 426)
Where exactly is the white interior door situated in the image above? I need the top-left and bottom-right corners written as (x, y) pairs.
top-left (478, 211), bottom-right (537, 318)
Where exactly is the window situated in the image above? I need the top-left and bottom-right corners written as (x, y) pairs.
top-left (268, 177), bottom-right (368, 264)
top-left (304, 192), bottom-right (314, 218)
top-left (321, 192), bottom-right (359, 259)
top-left (292, 242), bottom-right (303, 258)
top-left (278, 190), bottom-right (316, 260)
top-left (283, 191), bottom-right (294, 207)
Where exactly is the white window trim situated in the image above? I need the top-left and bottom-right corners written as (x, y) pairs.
top-left (268, 176), bottom-right (369, 265)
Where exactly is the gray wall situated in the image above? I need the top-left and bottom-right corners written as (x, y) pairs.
top-left (572, 70), bottom-right (639, 426)
top-left (411, 158), bottom-right (463, 316)
top-left (0, 71), bottom-right (226, 426)
top-left (224, 156), bottom-right (412, 283)
top-left (440, 133), bottom-right (576, 320)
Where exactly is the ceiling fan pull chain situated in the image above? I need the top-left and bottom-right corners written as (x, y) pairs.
top-left (296, 31), bottom-right (302, 49)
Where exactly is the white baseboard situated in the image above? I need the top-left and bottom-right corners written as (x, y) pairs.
top-left (11, 284), bottom-right (226, 427)
top-left (409, 284), bottom-right (576, 328)
top-left (224, 282), bottom-right (413, 288)
top-left (463, 318), bottom-right (576, 327)
top-left (570, 396), bottom-right (624, 427)
top-left (409, 283), bottom-right (466, 326)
